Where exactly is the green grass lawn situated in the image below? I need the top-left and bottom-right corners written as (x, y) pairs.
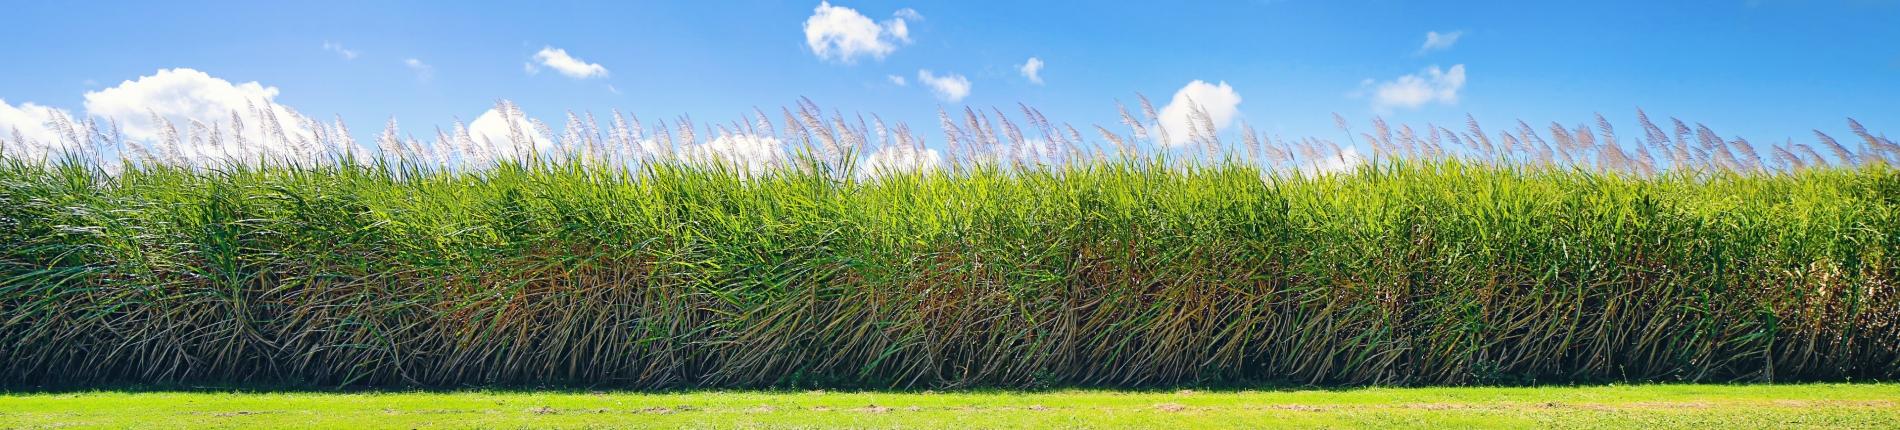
top-left (2, 384), bottom-right (1895, 429)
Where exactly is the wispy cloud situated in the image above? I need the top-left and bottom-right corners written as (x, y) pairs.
top-left (916, 69), bottom-right (970, 102)
top-left (893, 7), bottom-right (923, 21)
top-left (529, 47), bottom-right (610, 79)
top-left (1019, 57), bottom-right (1045, 85)
top-left (404, 58), bottom-right (435, 82)
top-left (887, 74), bottom-right (908, 86)
top-left (804, 1), bottom-right (918, 64)
top-left (322, 41), bottom-right (359, 60)
top-left (1362, 64), bottom-right (1466, 111)
top-left (1416, 31), bottom-right (1463, 55)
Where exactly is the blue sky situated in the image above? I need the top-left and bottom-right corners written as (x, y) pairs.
top-left (1, 0), bottom-right (1896, 160)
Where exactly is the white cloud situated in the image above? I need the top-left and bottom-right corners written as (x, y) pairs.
top-left (893, 7), bottom-right (924, 21)
top-left (1019, 57), bottom-right (1045, 85)
top-left (994, 138), bottom-right (1061, 165)
top-left (803, 1), bottom-right (916, 63)
top-left (0, 99), bottom-right (76, 158)
top-left (403, 58), bottom-right (434, 82)
top-left (887, 74), bottom-right (908, 86)
top-left (531, 46), bottom-right (610, 79)
top-left (1156, 80), bottom-right (1243, 147)
top-left (679, 134), bottom-right (785, 174)
top-left (858, 144), bottom-right (942, 178)
top-left (607, 84), bottom-right (622, 95)
top-left (1302, 146), bottom-right (1364, 175)
top-left (1366, 64), bottom-right (1466, 111)
top-left (1417, 31), bottom-right (1463, 55)
top-left (83, 68), bottom-right (316, 162)
top-left (467, 106), bottom-right (555, 160)
top-left (322, 41), bottom-right (359, 60)
top-left (916, 69), bottom-right (970, 102)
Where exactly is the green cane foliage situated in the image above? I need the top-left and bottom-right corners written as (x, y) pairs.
top-left (0, 155), bottom-right (1895, 389)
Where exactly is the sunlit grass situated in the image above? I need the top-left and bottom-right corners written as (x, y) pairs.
top-left (2, 384), bottom-right (1895, 429)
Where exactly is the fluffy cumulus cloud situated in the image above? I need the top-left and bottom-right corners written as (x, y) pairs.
top-left (679, 134), bottom-right (785, 174)
top-left (916, 69), bottom-right (970, 102)
top-left (858, 144), bottom-right (942, 178)
top-left (466, 106), bottom-right (555, 159)
top-left (82, 68), bottom-right (316, 160)
top-left (1019, 57), bottom-right (1045, 85)
top-left (1303, 146), bottom-right (1365, 175)
top-left (1417, 31), bottom-right (1463, 55)
top-left (803, 1), bottom-right (917, 63)
top-left (1366, 64), bottom-right (1466, 111)
top-left (529, 46), bottom-right (610, 79)
top-left (0, 99), bottom-right (77, 158)
top-left (1156, 80), bottom-right (1243, 147)
top-left (999, 138), bottom-right (1061, 164)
